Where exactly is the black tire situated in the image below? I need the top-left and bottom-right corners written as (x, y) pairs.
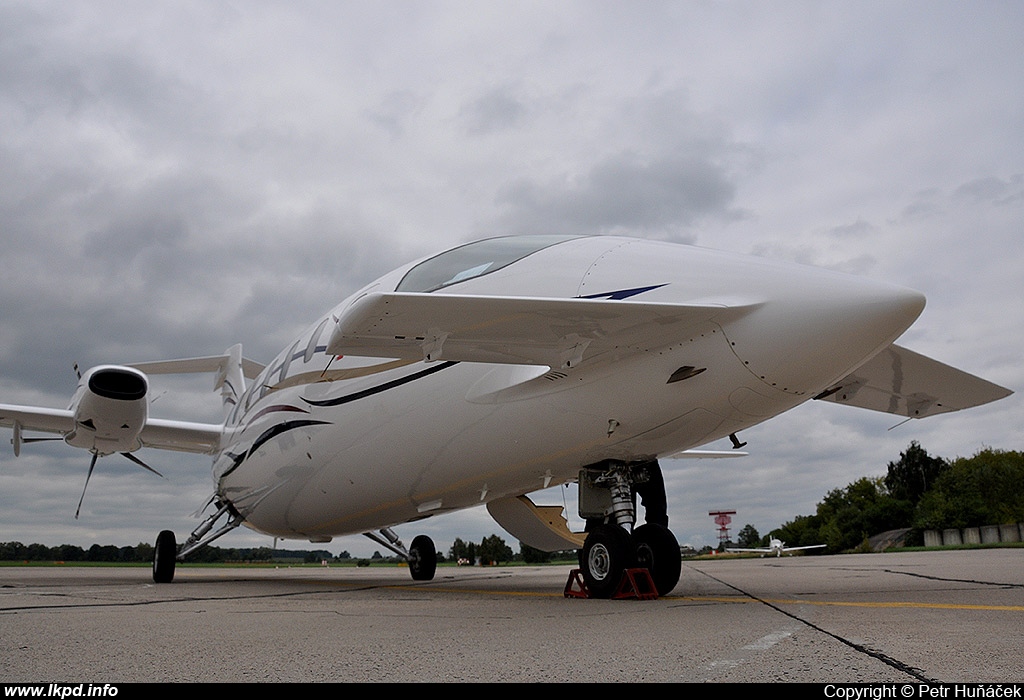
top-left (632, 523), bottom-right (681, 596)
top-left (580, 524), bottom-right (633, 598)
top-left (408, 534), bottom-right (437, 581)
top-left (153, 530), bottom-right (177, 584)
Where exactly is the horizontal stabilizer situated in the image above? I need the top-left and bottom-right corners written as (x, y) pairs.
top-left (814, 343), bottom-right (1012, 418)
top-left (328, 292), bottom-right (757, 369)
top-left (129, 344), bottom-right (263, 413)
top-left (128, 344), bottom-right (264, 380)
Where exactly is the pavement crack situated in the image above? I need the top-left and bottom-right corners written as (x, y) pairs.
top-left (881, 568), bottom-right (1024, 589)
top-left (0, 584), bottom-right (392, 613)
top-left (685, 564), bottom-right (937, 683)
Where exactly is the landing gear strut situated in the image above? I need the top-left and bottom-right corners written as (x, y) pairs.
top-left (577, 460), bottom-right (681, 597)
top-left (151, 498), bottom-right (243, 583)
top-left (364, 528), bottom-right (438, 581)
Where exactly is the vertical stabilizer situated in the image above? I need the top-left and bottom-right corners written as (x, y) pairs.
top-left (215, 344), bottom-right (247, 412)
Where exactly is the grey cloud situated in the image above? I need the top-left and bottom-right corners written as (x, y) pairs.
top-left (365, 90), bottom-right (426, 139)
top-left (459, 85), bottom-right (529, 135)
top-left (953, 175), bottom-right (1024, 206)
top-left (827, 217), bottom-right (878, 239)
top-left (495, 151), bottom-right (737, 238)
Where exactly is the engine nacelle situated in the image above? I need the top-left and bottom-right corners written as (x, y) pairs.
top-left (65, 365), bottom-right (149, 455)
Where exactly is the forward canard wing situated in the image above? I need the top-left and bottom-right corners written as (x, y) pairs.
top-left (326, 291), bottom-right (760, 369)
top-left (814, 343), bottom-right (1012, 418)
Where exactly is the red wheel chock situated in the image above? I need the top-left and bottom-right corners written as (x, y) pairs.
top-left (564, 568), bottom-right (589, 598)
top-left (564, 568), bottom-right (659, 600)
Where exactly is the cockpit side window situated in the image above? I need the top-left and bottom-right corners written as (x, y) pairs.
top-left (396, 235), bottom-right (581, 293)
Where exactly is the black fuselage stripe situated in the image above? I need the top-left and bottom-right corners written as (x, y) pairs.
top-left (220, 418), bottom-right (331, 479)
top-left (302, 361), bottom-right (459, 408)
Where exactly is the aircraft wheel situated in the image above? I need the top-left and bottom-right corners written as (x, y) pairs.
top-left (408, 534), bottom-right (437, 581)
top-left (632, 523), bottom-right (681, 596)
top-left (580, 524), bottom-right (633, 598)
top-left (153, 530), bottom-right (176, 584)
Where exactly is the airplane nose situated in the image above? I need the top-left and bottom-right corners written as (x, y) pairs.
top-left (724, 273), bottom-right (926, 397)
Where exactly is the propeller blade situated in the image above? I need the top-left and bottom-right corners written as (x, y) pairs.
top-left (120, 452), bottom-right (164, 478)
top-left (75, 453), bottom-right (99, 520)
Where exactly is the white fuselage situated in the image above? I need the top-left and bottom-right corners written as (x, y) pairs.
top-left (213, 236), bottom-right (924, 542)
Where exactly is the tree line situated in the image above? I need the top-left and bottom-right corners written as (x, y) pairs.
top-left (756, 443), bottom-right (1024, 552)
top-left (448, 534), bottom-right (567, 564)
top-left (0, 542), bottom-right (338, 563)
top-left (0, 534), bottom-right (553, 565)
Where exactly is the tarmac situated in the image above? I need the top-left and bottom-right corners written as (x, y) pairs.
top-left (1, 548), bottom-right (1022, 683)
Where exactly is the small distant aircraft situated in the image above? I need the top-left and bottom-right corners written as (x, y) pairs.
top-left (728, 538), bottom-right (827, 557)
top-left (0, 235), bottom-right (1012, 597)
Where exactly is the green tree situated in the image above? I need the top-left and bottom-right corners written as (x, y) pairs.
top-left (736, 524), bottom-right (760, 547)
top-left (0, 542), bottom-right (27, 560)
top-left (477, 534), bottom-right (513, 565)
top-left (775, 514), bottom-right (822, 549)
top-left (449, 537), bottom-right (476, 562)
top-left (915, 449), bottom-right (1024, 529)
top-left (133, 542), bottom-right (153, 562)
top-left (778, 475), bottom-right (912, 552)
top-left (885, 441), bottom-right (948, 504)
top-left (817, 476), bottom-right (912, 551)
top-left (55, 544), bottom-right (86, 561)
top-left (520, 542), bottom-right (551, 563)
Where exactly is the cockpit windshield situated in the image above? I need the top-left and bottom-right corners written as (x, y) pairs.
top-left (395, 235), bottom-right (582, 293)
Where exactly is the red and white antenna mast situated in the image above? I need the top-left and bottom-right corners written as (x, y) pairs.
top-left (708, 510), bottom-right (737, 548)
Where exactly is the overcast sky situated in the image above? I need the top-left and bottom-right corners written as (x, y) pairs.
top-left (1, 1), bottom-right (1021, 558)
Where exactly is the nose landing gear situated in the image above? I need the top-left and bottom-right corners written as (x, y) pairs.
top-left (151, 498), bottom-right (243, 583)
top-left (364, 528), bottom-right (438, 581)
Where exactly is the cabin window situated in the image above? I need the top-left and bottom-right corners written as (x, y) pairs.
top-left (396, 235), bottom-right (581, 293)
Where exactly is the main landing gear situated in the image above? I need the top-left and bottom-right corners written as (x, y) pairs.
top-left (577, 460), bottom-right (682, 598)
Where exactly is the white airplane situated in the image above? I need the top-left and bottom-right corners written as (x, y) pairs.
top-left (0, 235), bottom-right (1013, 597)
top-left (728, 538), bottom-right (827, 557)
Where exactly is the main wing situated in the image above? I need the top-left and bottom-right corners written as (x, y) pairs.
top-left (814, 344), bottom-right (1012, 418)
top-left (327, 291), bottom-right (760, 369)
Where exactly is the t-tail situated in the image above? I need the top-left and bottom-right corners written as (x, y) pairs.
top-left (129, 343), bottom-right (266, 419)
